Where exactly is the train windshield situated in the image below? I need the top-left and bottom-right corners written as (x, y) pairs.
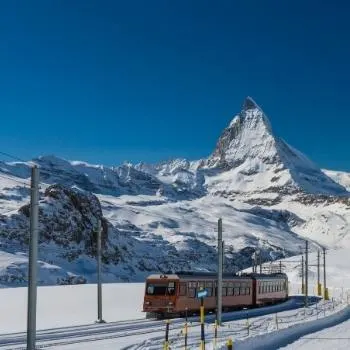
top-left (146, 281), bottom-right (176, 296)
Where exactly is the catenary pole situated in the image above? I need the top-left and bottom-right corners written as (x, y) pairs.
top-left (27, 165), bottom-right (39, 350)
top-left (301, 255), bottom-right (304, 294)
top-left (323, 247), bottom-right (328, 300)
top-left (305, 240), bottom-right (308, 307)
top-left (217, 218), bottom-right (223, 326)
top-left (317, 250), bottom-right (321, 296)
top-left (96, 219), bottom-right (105, 323)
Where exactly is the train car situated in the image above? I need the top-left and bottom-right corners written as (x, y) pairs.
top-left (253, 273), bottom-right (288, 306)
top-left (142, 271), bottom-right (288, 319)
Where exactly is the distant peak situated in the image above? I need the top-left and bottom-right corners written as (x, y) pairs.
top-left (242, 96), bottom-right (260, 111)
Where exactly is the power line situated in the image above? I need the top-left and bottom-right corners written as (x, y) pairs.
top-left (0, 151), bottom-right (27, 163)
top-left (0, 173), bottom-right (30, 187)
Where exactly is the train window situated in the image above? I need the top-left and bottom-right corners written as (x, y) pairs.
top-left (227, 287), bottom-right (233, 296)
top-left (179, 283), bottom-right (187, 296)
top-left (223, 282), bottom-right (227, 287)
top-left (206, 281), bottom-right (213, 287)
top-left (167, 282), bottom-right (176, 295)
top-left (188, 288), bottom-right (196, 298)
top-left (228, 282), bottom-right (234, 287)
top-left (146, 283), bottom-right (168, 295)
top-left (258, 285), bottom-right (261, 294)
top-left (222, 287), bottom-right (227, 296)
top-left (207, 288), bottom-right (213, 297)
top-left (234, 287), bottom-right (240, 295)
top-left (239, 287), bottom-right (245, 295)
top-left (246, 287), bottom-right (250, 295)
top-left (198, 281), bottom-right (205, 289)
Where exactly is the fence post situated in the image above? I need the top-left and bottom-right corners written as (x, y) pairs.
top-left (275, 313), bottom-right (279, 330)
top-left (200, 296), bottom-right (205, 350)
top-left (164, 320), bottom-right (170, 350)
top-left (227, 338), bottom-right (233, 350)
top-left (246, 316), bottom-right (250, 336)
top-left (184, 308), bottom-right (188, 350)
top-left (213, 320), bottom-right (218, 349)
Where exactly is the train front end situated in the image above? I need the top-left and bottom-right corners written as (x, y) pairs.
top-left (142, 274), bottom-right (179, 319)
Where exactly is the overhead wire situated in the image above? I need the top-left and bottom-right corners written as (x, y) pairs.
top-left (0, 173), bottom-right (31, 187)
top-left (0, 150), bottom-right (27, 163)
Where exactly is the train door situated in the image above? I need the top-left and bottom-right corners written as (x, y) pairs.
top-left (252, 278), bottom-right (257, 306)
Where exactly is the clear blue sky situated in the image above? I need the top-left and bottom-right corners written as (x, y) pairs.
top-left (0, 0), bottom-right (349, 170)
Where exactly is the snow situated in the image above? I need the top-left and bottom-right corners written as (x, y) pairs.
top-left (1, 97), bottom-right (350, 348)
top-left (0, 248), bottom-right (349, 349)
top-left (323, 169), bottom-right (350, 191)
top-left (0, 283), bottom-right (145, 334)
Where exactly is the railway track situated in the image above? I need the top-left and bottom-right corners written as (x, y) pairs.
top-left (0, 296), bottom-right (317, 349)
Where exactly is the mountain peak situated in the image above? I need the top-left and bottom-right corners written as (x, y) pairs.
top-left (205, 97), bottom-right (348, 195)
top-left (242, 96), bottom-right (260, 111)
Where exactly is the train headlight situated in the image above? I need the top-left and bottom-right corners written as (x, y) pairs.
top-left (168, 302), bottom-right (173, 305)
top-left (145, 301), bottom-right (151, 305)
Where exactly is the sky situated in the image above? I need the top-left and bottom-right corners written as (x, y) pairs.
top-left (0, 0), bottom-right (349, 170)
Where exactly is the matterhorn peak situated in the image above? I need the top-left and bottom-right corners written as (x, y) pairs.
top-left (205, 97), bottom-right (348, 196)
top-left (208, 97), bottom-right (276, 168)
top-left (242, 96), bottom-right (260, 111)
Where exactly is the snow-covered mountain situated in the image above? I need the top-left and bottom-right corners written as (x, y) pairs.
top-left (0, 97), bottom-right (349, 286)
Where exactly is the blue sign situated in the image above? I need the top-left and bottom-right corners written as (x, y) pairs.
top-left (197, 289), bottom-right (208, 298)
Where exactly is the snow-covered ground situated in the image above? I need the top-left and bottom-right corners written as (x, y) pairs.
top-left (1, 248), bottom-right (350, 349)
top-left (0, 283), bottom-right (145, 334)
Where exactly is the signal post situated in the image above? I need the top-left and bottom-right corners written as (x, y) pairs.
top-left (197, 288), bottom-right (208, 350)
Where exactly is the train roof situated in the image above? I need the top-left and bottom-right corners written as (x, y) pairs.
top-left (146, 271), bottom-right (288, 281)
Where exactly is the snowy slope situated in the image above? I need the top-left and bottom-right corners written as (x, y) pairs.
top-left (0, 97), bottom-right (349, 286)
top-left (322, 169), bottom-right (350, 191)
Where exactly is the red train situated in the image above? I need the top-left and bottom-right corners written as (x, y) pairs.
top-left (142, 271), bottom-right (288, 319)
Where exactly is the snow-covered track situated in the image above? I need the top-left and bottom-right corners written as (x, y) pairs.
top-left (0, 296), bottom-right (311, 349)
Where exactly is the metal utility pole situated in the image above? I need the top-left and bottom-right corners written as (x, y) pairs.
top-left (222, 240), bottom-right (225, 273)
top-left (301, 255), bottom-right (304, 295)
top-left (317, 250), bottom-right (321, 296)
top-left (259, 250), bottom-right (262, 274)
top-left (217, 218), bottom-right (223, 326)
top-left (27, 165), bottom-right (39, 350)
top-left (323, 247), bottom-right (328, 300)
top-left (96, 219), bottom-right (105, 323)
top-left (305, 240), bottom-right (308, 307)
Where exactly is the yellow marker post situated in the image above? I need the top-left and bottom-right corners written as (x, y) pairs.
top-left (213, 320), bottom-right (218, 349)
top-left (200, 301), bottom-right (205, 350)
top-left (197, 288), bottom-right (207, 350)
top-left (325, 288), bottom-right (329, 301)
top-left (163, 320), bottom-right (170, 350)
top-left (227, 338), bottom-right (233, 350)
top-left (318, 283), bottom-right (322, 296)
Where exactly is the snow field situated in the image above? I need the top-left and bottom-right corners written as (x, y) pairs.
top-left (0, 283), bottom-right (145, 334)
